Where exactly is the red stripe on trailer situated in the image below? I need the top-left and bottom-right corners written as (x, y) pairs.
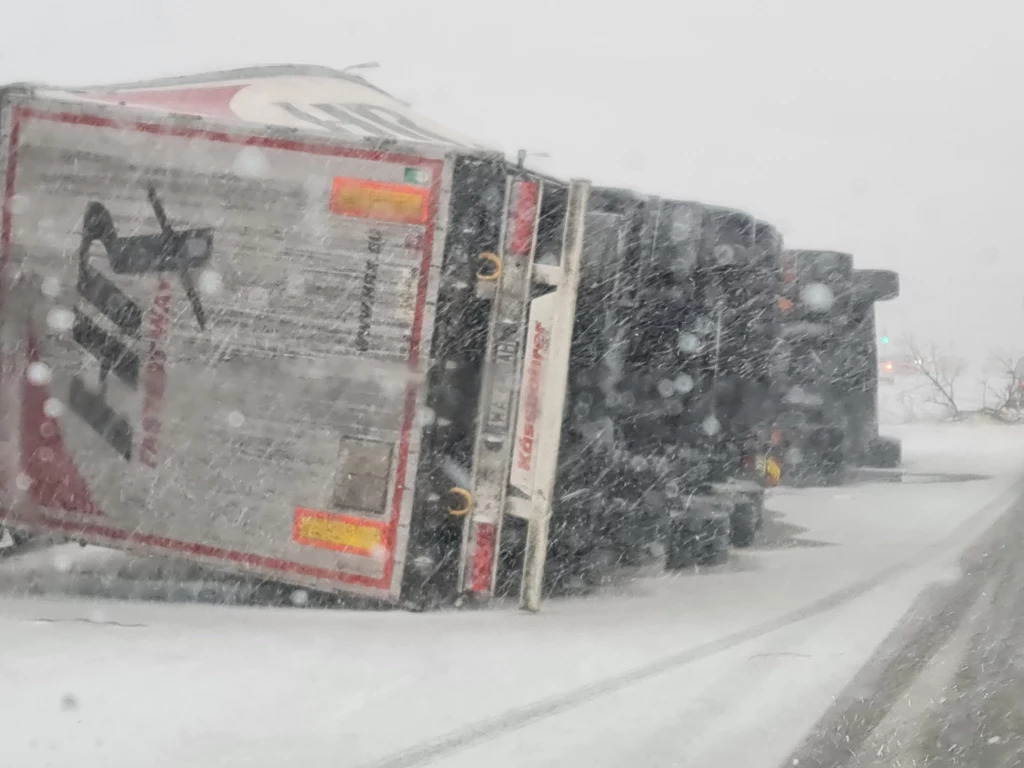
top-left (0, 108), bottom-right (23, 493)
top-left (3, 106), bottom-right (445, 596)
top-left (0, 506), bottom-right (394, 589)
top-left (509, 181), bottom-right (539, 256)
top-left (1, 113), bottom-right (20, 283)
top-left (470, 521), bottom-right (497, 593)
top-left (88, 85), bottom-right (245, 121)
top-left (22, 332), bottom-right (103, 516)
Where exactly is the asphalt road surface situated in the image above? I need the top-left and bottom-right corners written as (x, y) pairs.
top-left (784, 489), bottom-right (1024, 767)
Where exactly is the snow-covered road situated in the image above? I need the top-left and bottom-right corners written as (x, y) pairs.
top-left (3, 423), bottom-right (1023, 768)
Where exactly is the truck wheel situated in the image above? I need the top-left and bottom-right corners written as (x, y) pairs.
top-left (702, 516), bottom-right (732, 565)
top-left (731, 501), bottom-right (758, 547)
top-left (865, 436), bottom-right (901, 468)
top-left (665, 522), bottom-right (701, 570)
top-left (700, 543), bottom-right (730, 566)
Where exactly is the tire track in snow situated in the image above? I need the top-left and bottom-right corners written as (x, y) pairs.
top-left (359, 475), bottom-right (1024, 768)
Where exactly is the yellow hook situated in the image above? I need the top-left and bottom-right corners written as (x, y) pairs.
top-left (476, 252), bottom-right (502, 282)
top-left (447, 487), bottom-right (474, 516)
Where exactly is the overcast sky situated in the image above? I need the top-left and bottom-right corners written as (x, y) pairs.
top-left (3, 0), bottom-right (1022, 367)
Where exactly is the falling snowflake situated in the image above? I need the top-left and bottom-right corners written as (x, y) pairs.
top-left (197, 270), bottom-right (224, 296)
top-left (26, 361), bottom-right (52, 386)
top-left (678, 332), bottom-right (702, 354)
top-left (674, 373), bottom-right (695, 394)
top-left (40, 276), bottom-right (61, 298)
top-left (233, 146), bottom-right (271, 178)
top-left (43, 398), bottom-right (65, 418)
top-left (799, 282), bottom-right (835, 311)
top-left (46, 307), bottom-right (75, 333)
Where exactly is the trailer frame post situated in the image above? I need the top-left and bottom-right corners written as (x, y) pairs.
top-left (519, 178), bottom-right (589, 613)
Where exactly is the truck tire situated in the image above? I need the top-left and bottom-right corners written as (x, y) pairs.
top-left (730, 500), bottom-right (759, 547)
top-left (854, 268), bottom-right (899, 303)
top-left (665, 522), bottom-right (701, 570)
top-left (864, 435), bottom-right (902, 468)
top-left (666, 516), bottom-right (731, 569)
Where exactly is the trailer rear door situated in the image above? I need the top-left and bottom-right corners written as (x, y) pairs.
top-left (0, 93), bottom-right (456, 601)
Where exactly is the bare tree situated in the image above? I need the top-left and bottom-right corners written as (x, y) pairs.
top-left (981, 350), bottom-right (1024, 421)
top-left (902, 335), bottom-right (966, 420)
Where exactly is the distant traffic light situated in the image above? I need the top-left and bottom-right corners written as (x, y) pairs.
top-left (881, 335), bottom-right (890, 345)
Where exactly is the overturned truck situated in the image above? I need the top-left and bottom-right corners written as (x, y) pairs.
top-left (0, 65), bottom-right (900, 607)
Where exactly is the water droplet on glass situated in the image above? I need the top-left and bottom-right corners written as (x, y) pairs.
top-left (233, 146), bottom-right (270, 178)
top-left (40, 276), bottom-right (61, 298)
top-left (15, 473), bottom-right (31, 491)
top-left (60, 693), bottom-right (78, 711)
top-left (675, 374), bottom-right (695, 394)
top-left (657, 379), bottom-right (675, 398)
top-left (43, 398), bottom-right (65, 418)
top-left (800, 282), bottom-right (835, 311)
top-left (46, 307), bottom-right (75, 333)
top-left (38, 447), bottom-right (54, 463)
top-left (26, 361), bottom-right (52, 386)
top-left (226, 410), bottom-right (246, 428)
top-left (678, 333), bottom-right (701, 354)
top-left (289, 589), bottom-right (309, 607)
top-left (198, 270), bottom-right (223, 296)
top-left (786, 447), bottom-right (804, 465)
top-left (701, 415), bottom-right (721, 435)
top-left (418, 407), bottom-right (436, 427)
top-left (52, 552), bottom-right (73, 573)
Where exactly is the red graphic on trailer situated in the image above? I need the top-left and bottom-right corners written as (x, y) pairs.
top-left (22, 333), bottom-right (102, 516)
top-left (89, 85), bottom-right (245, 121)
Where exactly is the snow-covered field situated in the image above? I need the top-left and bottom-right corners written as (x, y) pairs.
top-left (3, 423), bottom-right (1023, 768)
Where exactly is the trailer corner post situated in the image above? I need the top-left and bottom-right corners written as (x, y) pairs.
top-left (519, 178), bottom-right (590, 613)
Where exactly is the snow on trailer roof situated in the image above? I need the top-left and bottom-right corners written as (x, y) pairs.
top-left (29, 64), bottom-right (490, 153)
